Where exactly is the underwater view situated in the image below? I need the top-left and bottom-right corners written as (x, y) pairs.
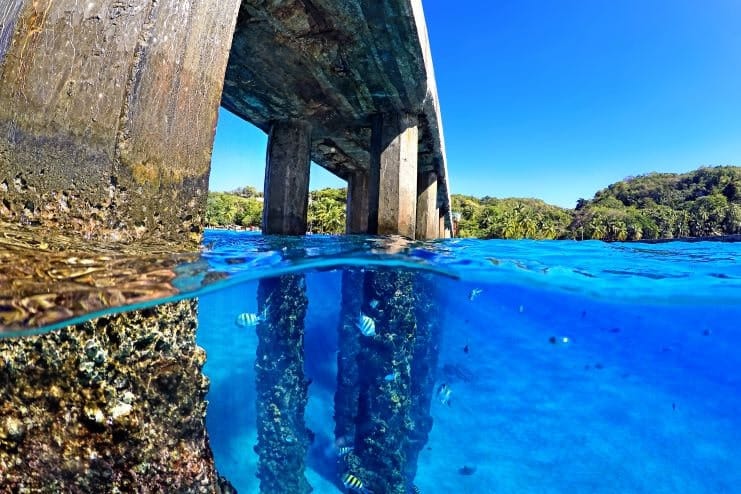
top-left (197, 231), bottom-right (741, 494)
top-left (1, 228), bottom-right (740, 493)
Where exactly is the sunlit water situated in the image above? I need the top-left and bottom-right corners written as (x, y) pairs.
top-left (2, 228), bottom-right (741, 493)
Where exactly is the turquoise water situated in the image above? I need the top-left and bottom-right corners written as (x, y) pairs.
top-left (196, 231), bottom-right (741, 494)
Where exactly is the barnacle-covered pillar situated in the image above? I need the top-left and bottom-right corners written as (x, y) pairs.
top-left (334, 270), bottom-right (364, 441)
top-left (0, 0), bottom-right (241, 244)
top-left (405, 274), bottom-right (442, 482)
top-left (255, 275), bottom-right (312, 494)
top-left (347, 270), bottom-right (417, 494)
top-left (0, 301), bottom-right (233, 492)
top-left (0, 0), bottom-right (242, 490)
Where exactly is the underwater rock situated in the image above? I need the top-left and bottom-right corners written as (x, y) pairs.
top-left (0, 300), bottom-right (231, 492)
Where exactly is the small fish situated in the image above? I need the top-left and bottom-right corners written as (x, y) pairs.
top-left (235, 309), bottom-right (265, 328)
top-left (408, 485), bottom-right (421, 494)
top-left (548, 336), bottom-right (570, 345)
top-left (369, 299), bottom-right (379, 309)
top-left (337, 445), bottom-right (354, 457)
top-left (384, 371), bottom-right (399, 382)
top-left (463, 344), bottom-right (469, 354)
top-left (342, 473), bottom-right (374, 494)
top-left (436, 383), bottom-right (452, 406)
top-left (468, 288), bottom-right (483, 301)
top-left (356, 313), bottom-right (376, 337)
top-left (518, 305), bottom-right (525, 313)
top-left (458, 465), bottom-right (477, 476)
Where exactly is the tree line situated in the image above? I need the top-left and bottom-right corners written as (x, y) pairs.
top-left (207, 165), bottom-right (741, 240)
top-left (456, 166), bottom-right (740, 240)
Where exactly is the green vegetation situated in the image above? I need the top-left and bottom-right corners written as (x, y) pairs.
top-left (307, 187), bottom-right (347, 234)
top-left (569, 165), bottom-right (741, 240)
top-left (205, 191), bottom-right (263, 228)
top-left (207, 166), bottom-right (741, 240)
top-left (455, 166), bottom-right (741, 240)
top-left (205, 187), bottom-right (348, 233)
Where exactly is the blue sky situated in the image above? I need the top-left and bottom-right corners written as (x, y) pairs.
top-left (209, 0), bottom-right (741, 208)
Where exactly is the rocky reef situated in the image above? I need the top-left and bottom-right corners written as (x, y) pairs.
top-left (0, 300), bottom-right (231, 492)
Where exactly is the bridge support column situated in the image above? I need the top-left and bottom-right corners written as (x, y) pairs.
top-left (368, 113), bottom-right (418, 238)
top-left (346, 171), bottom-right (369, 234)
top-left (415, 171), bottom-right (438, 240)
top-left (263, 120), bottom-right (312, 235)
top-left (0, 0), bottom-right (241, 245)
top-left (439, 209), bottom-right (451, 239)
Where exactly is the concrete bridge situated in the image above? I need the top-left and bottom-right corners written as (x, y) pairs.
top-left (0, 0), bottom-right (452, 243)
top-left (0, 1), bottom-right (452, 491)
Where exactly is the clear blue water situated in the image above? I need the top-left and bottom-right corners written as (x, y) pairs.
top-left (196, 230), bottom-right (741, 494)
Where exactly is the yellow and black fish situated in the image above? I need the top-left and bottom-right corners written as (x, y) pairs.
top-left (342, 473), bottom-right (374, 494)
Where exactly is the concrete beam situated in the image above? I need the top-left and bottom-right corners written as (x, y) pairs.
top-left (263, 120), bottom-right (312, 235)
top-left (368, 113), bottom-right (418, 238)
top-left (415, 171), bottom-right (438, 240)
top-left (347, 171), bottom-right (369, 234)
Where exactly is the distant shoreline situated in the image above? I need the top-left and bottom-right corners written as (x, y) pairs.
top-left (632, 234), bottom-right (741, 243)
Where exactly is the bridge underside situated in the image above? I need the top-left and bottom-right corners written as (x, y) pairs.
top-left (222, 0), bottom-right (452, 238)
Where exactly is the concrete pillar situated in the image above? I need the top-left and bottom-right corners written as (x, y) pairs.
top-left (252, 239), bottom-right (311, 492)
top-left (438, 212), bottom-right (446, 239)
top-left (334, 270), bottom-right (364, 441)
top-left (415, 171), bottom-right (438, 240)
top-left (255, 275), bottom-right (311, 494)
top-left (346, 171), bottom-right (369, 234)
top-left (0, 0), bottom-right (242, 245)
top-left (263, 120), bottom-right (312, 235)
top-left (368, 113), bottom-right (418, 238)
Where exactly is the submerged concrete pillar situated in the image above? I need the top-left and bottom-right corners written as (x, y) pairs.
top-left (255, 276), bottom-right (311, 494)
top-left (0, 0), bottom-right (241, 245)
top-left (415, 171), bottom-right (438, 240)
top-left (263, 120), bottom-right (312, 235)
top-left (368, 113), bottom-right (418, 238)
top-left (346, 172), bottom-right (369, 234)
top-left (334, 270), bottom-right (364, 441)
top-left (348, 270), bottom-right (417, 494)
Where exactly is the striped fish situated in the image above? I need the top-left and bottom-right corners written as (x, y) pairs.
top-left (342, 473), bottom-right (373, 494)
top-left (408, 485), bottom-right (421, 494)
top-left (356, 313), bottom-right (376, 337)
top-left (235, 310), bottom-right (264, 328)
top-left (337, 445), bottom-right (354, 457)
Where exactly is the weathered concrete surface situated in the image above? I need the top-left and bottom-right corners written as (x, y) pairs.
top-left (0, 2), bottom-right (243, 490)
top-left (222, 0), bottom-right (452, 229)
top-left (263, 120), bottom-right (312, 234)
top-left (416, 170), bottom-right (438, 240)
top-left (346, 171), bottom-right (370, 234)
top-left (368, 113), bottom-right (418, 238)
top-left (0, 0), bottom-right (241, 245)
top-left (0, 300), bottom-right (230, 492)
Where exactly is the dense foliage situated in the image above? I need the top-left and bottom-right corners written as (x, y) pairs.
top-left (205, 192), bottom-right (263, 228)
top-left (570, 166), bottom-right (741, 240)
top-left (453, 196), bottom-right (572, 239)
top-left (205, 187), bottom-right (348, 233)
top-left (307, 188), bottom-right (347, 234)
top-left (206, 166), bottom-right (741, 240)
